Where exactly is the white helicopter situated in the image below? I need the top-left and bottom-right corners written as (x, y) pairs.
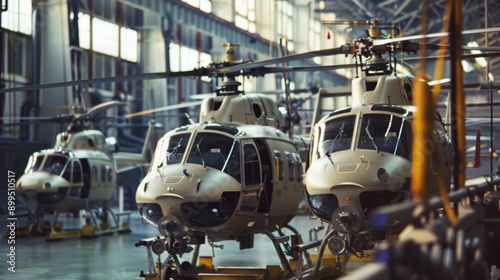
top-left (133, 44), bottom-right (315, 279)
top-left (302, 20), bottom-right (500, 263)
top-left (15, 101), bottom-right (156, 238)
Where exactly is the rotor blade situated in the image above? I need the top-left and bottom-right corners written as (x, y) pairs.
top-left (215, 47), bottom-right (344, 74)
top-left (258, 64), bottom-right (357, 74)
top-left (404, 51), bottom-right (500, 62)
top-left (374, 27), bottom-right (500, 45)
top-left (0, 116), bottom-right (63, 122)
top-left (80, 101), bottom-right (126, 118)
top-left (125, 101), bottom-right (202, 119)
top-left (0, 69), bottom-right (205, 94)
top-left (421, 44), bottom-right (500, 52)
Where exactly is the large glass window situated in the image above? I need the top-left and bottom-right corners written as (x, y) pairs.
top-left (321, 115), bottom-right (356, 156)
top-left (1, 0), bottom-right (32, 35)
top-left (78, 14), bottom-right (138, 62)
top-left (170, 43), bottom-right (211, 73)
top-left (93, 17), bottom-right (119, 57)
top-left (276, 0), bottom-right (294, 51)
top-left (121, 26), bottom-right (138, 62)
top-left (181, 0), bottom-right (212, 13)
top-left (187, 133), bottom-right (241, 182)
top-left (78, 13), bottom-right (91, 49)
top-left (235, 0), bottom-right (256, 33)
top-left (309, 19), bottom-right (322, 64)
top-left (357, 114), bottom-right (412, 159)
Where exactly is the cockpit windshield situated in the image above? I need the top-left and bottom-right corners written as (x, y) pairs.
top-left (357, 113), bottom-right (412, 159)
top-left (320, 115), bottom-right (356, 156)
top-left (187, 133), bottom-right (241, 182)
top-left (32, 155), bottom-right (69, 176)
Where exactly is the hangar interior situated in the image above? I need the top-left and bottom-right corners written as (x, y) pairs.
top-left (1, 0), bottom-right (500, 279)
top-left (1, 0), bottom-right (499, 179)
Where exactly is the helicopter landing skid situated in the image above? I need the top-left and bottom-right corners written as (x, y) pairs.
top-left (46, 206), bottom-right (131, 240)
top-left (136, 225), bottom-right (348, 280)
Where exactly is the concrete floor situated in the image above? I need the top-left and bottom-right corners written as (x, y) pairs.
top-left (2, 200), bottom-right (499, 279)
top-left (1, 211), bottom-right (325, 280)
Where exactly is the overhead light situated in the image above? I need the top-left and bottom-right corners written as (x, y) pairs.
top-left (319, 1), bottom-right (325, 10)
top-left (461, 60), bottom-right (474, 73)
top-left (467, 41), bottom-right (488, 68)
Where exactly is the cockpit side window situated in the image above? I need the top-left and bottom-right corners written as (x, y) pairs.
top-left (285, 151), bottom-right (295, 181)
top-left (72, 160), bottom-right (82, 183)
top-left (274, 150), bottom-right (284, 181)
top-left (357, 113), bottom-right (412, 160)
top-left (320, 115), bottom-right (356, 156)
top-left (244, 144), bottom-right (261, 185)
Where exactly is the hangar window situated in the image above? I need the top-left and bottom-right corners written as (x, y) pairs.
top-left (170, 43), bottom-right (211, 83)
top-left (276, 0), bottom-right (294, 51)
top-left (120, 26), bottom-right (138, 62)
top-left (78, 14), bottom-right (138, 62)
top-left (93, 17), bottom-right (119, 57)
top-left (78, 13), bottom-right (91, 49)
top-left (235, 0), bottom-right (256, 33)
top-left (1, 0), bottom-right (32, 35)
top-left (309, 19), bottom-right (322, 64)
top-left (181, 0), bottom-right (212, 13)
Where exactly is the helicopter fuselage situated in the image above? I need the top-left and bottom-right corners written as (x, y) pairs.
top-left (16, 130), bottom-right (117, 214)
top-left (305, 76), bottom-right (452, 233)
top-left (136, 121), bottom-right (304, 242)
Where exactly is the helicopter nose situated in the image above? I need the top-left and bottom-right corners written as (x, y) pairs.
top-left (305, 152), bottom-right (411, 222)
top-left (16, 172), bottom-right (70, 206)
top-left (137, 164), bottom-right (241, 227)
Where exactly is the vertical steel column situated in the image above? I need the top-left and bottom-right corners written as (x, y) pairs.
top-left (449, 0), bottom-right (465, 191)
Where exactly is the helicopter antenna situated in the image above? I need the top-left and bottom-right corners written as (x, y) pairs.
top-left (184, 112), bottom-right (195, 125)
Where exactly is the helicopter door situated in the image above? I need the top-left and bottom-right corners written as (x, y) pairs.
top-left (69, 160), bottom-right (83, 197)
top-left (80, 159), bottom-right (91, 199)
top-left (241, 141), bottom-right (262, 212)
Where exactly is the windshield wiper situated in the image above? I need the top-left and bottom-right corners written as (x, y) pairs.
top-left (163, 138), bottom-right (183, 166)
top-left (195, 136), bottom-right (206, 170)
top-left (326, 121), bottom-right (345, 157)
top-left (222, 139), bottom-right (237, 172)
top-left (365, 119), bottom-right (380, 155)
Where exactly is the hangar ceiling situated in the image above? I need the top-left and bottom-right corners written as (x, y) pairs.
top-left (313, 0), bottom-right (500, 82)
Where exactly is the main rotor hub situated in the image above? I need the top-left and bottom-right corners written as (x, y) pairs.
top-left (216, 80), bottom-right (241, 96)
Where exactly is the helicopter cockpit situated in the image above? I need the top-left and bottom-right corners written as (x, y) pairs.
top-left (312, 107), bottom-right (414, 162)
top-left (152, 130), bottom-right (241, 182)
top-left (25, 153), bottom-right (76, 180)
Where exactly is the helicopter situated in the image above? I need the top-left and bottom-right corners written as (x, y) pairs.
top-left (14, 101), bottom-right (156, 238)
top-left (133, 44), bottom-right (313, 279)
top-left (302, 20), bottom-right (500, 263)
